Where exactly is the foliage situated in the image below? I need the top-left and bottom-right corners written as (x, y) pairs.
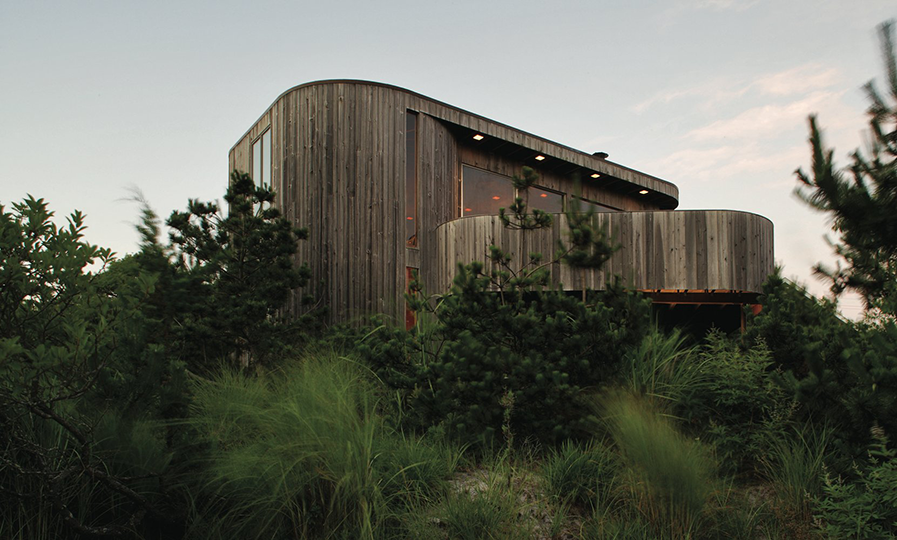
top-left (360, 272), bottom-right (651, 445)
top-left (745, 269), bottom-right (854, 376)
top-left (186, 353), bottom-right (384, 538)
top-left (795, 21), bottom-right (897, 315)
top-left (165, 171), bottom-right (312, 368)
top-left (358, 167), bottom-right (648, 446)
top-left (816, 429), bottom-right (897, 539)
top-left (498, 166), bottom-right (553, 230)
top-left (601, 391), bottom-right (718, 538)
top-left (0, 197), bottom-right (180, 538)
top-left (688, 331), bottom-right (786, 474)
top-left (748, 271), bottom-right (897, 459)
top-left (541, 440), bottom-right (617, 508)
top-left (760, 425), bottom-right (831, 521)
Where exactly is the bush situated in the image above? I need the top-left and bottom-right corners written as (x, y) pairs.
top-left (359, 270), bottom-right (651, 446)
top-left (816, 430), bottom-right (897, 539)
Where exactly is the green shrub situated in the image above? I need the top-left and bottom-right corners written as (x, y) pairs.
top-left (358, 273), bottom-right (651, 446)
top-left (816, 430), bottom-right (897, 539)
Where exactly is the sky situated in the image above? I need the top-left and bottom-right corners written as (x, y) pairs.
top-left (2, 0), bottom-right (894, 319)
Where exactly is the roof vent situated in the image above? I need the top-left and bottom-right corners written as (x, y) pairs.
top-left (593, 152), bottom-right (609, 159)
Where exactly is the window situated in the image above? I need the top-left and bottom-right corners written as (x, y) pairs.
top-left (572, 197), bottom-right (619, 213)
top-left (461, 166), bottom-right (514, 216)
top-left (251, 128), bottom-right (272, 189)
top-left (405, 112), bottom-right (418, 247)
top-left (529, 186), bottom-right (564, 213)
top-left (462, 165), bottom-right (567, 216)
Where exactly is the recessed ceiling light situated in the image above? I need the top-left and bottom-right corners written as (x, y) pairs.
top-left (473, 134), bottom-right (485, 141)
top-left (540, 193), bottom-right (548, 198)
top-left (534, 155), bottom-right (546, 161)
top-left (639, 190), bottom-right (649, 195)
top-left (464, 208), bottom-right (472, 212)
top-left (591, 173), bottom-right (600, 179)
top-left (492, 196), bottom-right (501, 200)
top-left (406, 216), bottom-right (414, 220)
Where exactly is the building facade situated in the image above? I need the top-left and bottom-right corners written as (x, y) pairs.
top-left (229, 80), bottom-right (774, 330)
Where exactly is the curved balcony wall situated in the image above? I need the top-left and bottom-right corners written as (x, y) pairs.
top-left (434, 210), bottom-right (774, 295)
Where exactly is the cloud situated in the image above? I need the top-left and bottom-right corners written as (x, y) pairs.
top-left (685, 90), bottom-right (845, 142)
top-left (752, 65), bottom-right (840, 96)
top-left (632, 63), bottom-right (841, 114)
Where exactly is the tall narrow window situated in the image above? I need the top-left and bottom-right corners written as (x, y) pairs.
top-left (251, 128), bottom-right (272, 189)
top-left (405, 112), bottom-right (418, 247)
top-left (405, 267), bottom-right (418, 330)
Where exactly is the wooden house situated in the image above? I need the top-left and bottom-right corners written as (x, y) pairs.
top-left (229, 80), bottom-right (774, 331)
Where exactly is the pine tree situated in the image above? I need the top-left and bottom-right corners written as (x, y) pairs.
top-left (796, 21), bottom-right (897, 315)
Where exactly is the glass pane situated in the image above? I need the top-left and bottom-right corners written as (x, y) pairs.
top-left (262, 130), bottom-right (272, 188)
top-left (571, 197), bottom-right (618, 213)
top-left (405, 113), bottom-right (418, 247)
top-left (462, 166), bottom-right (514, 216)
top-left (252, 139), bottom-right (262, 188)
top-left (529, 186), bottom-right (563, 213)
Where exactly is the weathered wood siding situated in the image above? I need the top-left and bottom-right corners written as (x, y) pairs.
top-left (434, 211), bottom-right (774, 294)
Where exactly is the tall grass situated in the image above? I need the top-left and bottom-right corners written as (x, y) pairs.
top-left (186, 352), bottom-right (385, 539)
top-left (541, 439), bottom-right (617, 509)
top-left (761, 425), bottom-right (831, 518)
top-left (602, 392), bottom-right (717, 537)
top-left (184, 351), bottom-right (460, 539)
top-left (621, 330), bottom-right (709, 410)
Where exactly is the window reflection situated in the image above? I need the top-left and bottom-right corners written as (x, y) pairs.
top-left (529, 187), bottom-right (563, 213)
top-left (572, 197), bottom-right (619, 213)
top-left (462, 166), bottom-right (514, 216)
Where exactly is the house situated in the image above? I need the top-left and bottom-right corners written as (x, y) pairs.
top-left (229, 80), bottom-right (774, 332)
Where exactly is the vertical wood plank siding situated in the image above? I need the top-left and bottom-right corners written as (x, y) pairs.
top-left (434, 211), bottom-right (774, 294)
top-left (229, 81), bottom-right (771, 324)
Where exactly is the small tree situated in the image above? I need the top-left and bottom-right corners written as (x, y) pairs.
top-left (165, 171), bottom-right (311, 368)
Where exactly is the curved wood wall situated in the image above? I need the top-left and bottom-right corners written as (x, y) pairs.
top-left (434, 210), bottom-right (774, 294)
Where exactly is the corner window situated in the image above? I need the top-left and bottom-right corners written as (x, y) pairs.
top-left (251, 128), bottom-right (272, 189)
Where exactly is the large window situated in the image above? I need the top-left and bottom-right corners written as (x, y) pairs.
top-left (251, 128), bottom-right (272, 189)
top-left (462, 165), bottom-right (566, 216)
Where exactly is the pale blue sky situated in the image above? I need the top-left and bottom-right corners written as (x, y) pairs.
top-left (2, 0), bottom-right (894, 317)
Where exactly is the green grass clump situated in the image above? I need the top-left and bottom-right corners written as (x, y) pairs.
top-left (602, 391), bottom-right (717, 538)
top-left (186, 353), bottom-right (386, 539)
top-left (761, 425), bottom-right (831, 519)
top-left (541, 439), bottom-right (617, 508)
